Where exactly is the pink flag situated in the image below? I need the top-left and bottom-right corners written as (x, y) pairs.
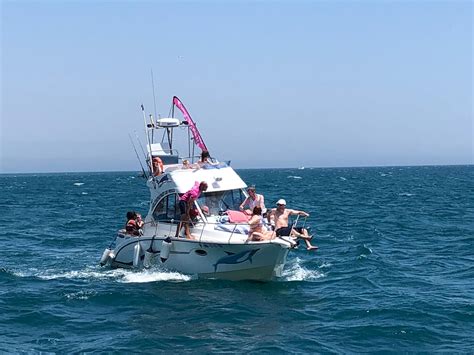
top-left (173, 96), bottom-right (208, 152)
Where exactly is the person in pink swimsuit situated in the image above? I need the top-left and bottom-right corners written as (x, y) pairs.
top-left (176, 181), bottom-right (208, 239)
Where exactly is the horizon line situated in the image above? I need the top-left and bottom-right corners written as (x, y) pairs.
top-left (0, 163), bottom-right (472, 175)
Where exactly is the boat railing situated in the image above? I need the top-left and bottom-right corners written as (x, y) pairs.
top-left (146, 215), bottom-right (308, 244)
top-left (145, 218), bottom-right (247, 244)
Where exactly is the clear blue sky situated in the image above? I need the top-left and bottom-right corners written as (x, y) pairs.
top-left (1, 1), bottom-right (472, 173)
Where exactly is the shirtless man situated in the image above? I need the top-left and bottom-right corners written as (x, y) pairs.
top-left (267, 199), bottom-right (318, 250)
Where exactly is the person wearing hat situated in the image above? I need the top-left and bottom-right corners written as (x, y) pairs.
top-left (239, 186), bottom-right (266, 215)
top-left (267, 199), bottom-right (318, 250)
top-left (176, 181), bottom-right (208, 239)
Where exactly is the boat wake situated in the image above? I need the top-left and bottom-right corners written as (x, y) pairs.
top-left (120, 268), bottom-right (193, 283)
top-left (7, 266), bottom-right (193, 283)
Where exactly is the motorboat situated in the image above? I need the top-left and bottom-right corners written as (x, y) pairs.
top-left (99, 96), bottom-right (296, 281)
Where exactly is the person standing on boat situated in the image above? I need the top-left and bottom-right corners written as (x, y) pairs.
top-left (267, 199), bottom-right (318, 251)
top-left (239, 186), bottom-right (266, 215)
top-left (176, 181), bottom-right (208, 239)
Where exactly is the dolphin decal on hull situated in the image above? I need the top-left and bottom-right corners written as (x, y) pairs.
top-left (213, 249), bottom-right (260, 272)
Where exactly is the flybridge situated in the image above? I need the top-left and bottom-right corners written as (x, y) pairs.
top-left (136, 96), bottom-right (212, 176)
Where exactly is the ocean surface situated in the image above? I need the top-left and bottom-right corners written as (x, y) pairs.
top-left (1, 166), bottom-right (473, 353)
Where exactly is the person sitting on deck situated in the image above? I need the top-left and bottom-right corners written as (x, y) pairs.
top-left (246, 206), bottom-right (274, 242)
top-left (239, 185), bottom-right (266, 215)
top-left (125, 211), bottom-right (144, 236)
top-left (266, 199), bottom-right (318, 251)
top-left (182, 159), bottom-right (191, 169)
top-left (197, 150), bottom-right (218, 168)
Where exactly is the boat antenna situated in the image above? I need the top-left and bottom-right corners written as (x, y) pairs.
top-left (141, 104), bottom-right (154, 174)
top-left (128, 133), bottom-right (148, 178)
top-left (151, 68), bottom-right (158, 123)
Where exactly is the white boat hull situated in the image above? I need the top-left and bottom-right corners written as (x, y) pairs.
top-left (108, 233), bottom-right (290, 281)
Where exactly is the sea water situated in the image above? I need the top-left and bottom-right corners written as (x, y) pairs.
top-left (0, 166), bottom-right (473, 352)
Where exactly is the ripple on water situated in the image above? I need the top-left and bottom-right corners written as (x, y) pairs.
top-left (0, 167), bottom-right (473, 352)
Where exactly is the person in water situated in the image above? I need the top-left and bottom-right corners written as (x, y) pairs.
top-left (266, 199), bottom-right (318, 250)
top-left (247, 206), bottom-right (274, 242)
top-left (176, 181), bottom-right (208, 239)
top-left (125, 211), bottom-right (144, 236)
top-left (239, 186), bottom-right (266, 215)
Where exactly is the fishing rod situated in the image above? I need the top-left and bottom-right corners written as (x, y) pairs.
top-left (141, 104), bottom-right (154, 174)
top-left (149, 114), bottom-right (155, 143)
top-left (134, 130), bottom-right (148, 163)
top-left (151, 69), bottom-right (158, 144)
top-left (128, 133), bottom-right (148, 179)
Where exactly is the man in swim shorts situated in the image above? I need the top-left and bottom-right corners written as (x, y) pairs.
top-left (267, 199), bottom-right (318, 250)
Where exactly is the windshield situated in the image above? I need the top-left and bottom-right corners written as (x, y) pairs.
top-left (197, 189), bottom-right (246, 216)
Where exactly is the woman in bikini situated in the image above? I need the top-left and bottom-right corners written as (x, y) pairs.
top-left (246, 206), bottom-right (274, 242)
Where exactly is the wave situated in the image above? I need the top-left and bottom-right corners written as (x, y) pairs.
top-left (281, 257), bottom-right (326, 282)
top-left (64, 290), bottom-right (97, 300)
top-left (73, 182), bottom-right (84, 186)
top-left (287, 176), bottom-right (302, 179)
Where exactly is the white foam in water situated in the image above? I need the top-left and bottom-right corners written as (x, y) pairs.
top-left (399, 192), bottom-right (414, 197)
top-left (12, 266), bottom-right (192, 283)
top-left (319, 262), bottom-right (332, 269)
top-left (281, 257), bottom-right (325, 282)
top-left (120, 269), bottom-right (192, 283)
top-left (13, 267), bottom-right (125, 281)
top-left (287, 176), bottom-right (302, 179)
top-left (36, 269), bottom-right (123, 280)
top-left (339, 177), bottom-right (347, 181)
top-left (65, 290), bottom-right (97, 300)
top-left (73, 182), bottom-right (84, 186)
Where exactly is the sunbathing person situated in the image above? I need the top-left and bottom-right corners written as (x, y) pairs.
top-left (246, 206), bottom-right (274, 242)
top-left (267, 199), bottom-right (318, 250)
top-left (197, 150), bottom-right (218, 168)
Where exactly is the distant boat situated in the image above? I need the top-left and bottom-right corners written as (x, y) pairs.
top-left (298, 166), bottom-right (305, 170)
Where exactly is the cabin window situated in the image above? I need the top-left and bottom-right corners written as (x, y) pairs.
top-left (152, 193), bottom-right (180, 223)
top-left (197, 189), bottom-right (246, 216)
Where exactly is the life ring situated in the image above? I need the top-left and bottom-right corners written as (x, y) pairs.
top-left (152, 157), bottom-right (164, 176)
